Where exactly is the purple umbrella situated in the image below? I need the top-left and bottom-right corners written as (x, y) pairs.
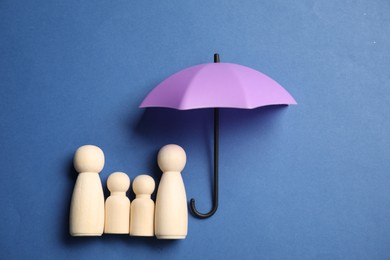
top-left (140, 54), bottom-right (296, 218)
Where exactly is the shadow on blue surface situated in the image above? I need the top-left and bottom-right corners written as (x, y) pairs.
top-left (134, 105), bottom-right (289, 154)
top-left (135, 105), bottom-right (289, 141)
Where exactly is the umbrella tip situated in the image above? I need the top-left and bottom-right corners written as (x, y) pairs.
top-left (214, 53), bottom-right (220, 63)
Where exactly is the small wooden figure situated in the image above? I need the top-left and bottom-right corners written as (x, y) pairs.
top-left (69, 145), bottom-right (105, 236)
top-left (104, 172), bottom-right (131, 234)
top-left (130, 175), bottom-right (155, 237)
top-left (155, 144), bottom-right (188, 239)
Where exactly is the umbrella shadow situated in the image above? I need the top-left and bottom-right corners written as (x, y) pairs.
top-left (134, 108), bottom-right (212, 145)
top-left (135, 105), bottom-right (289, 144)
top-left (220, 105), bottom-right (290, 138)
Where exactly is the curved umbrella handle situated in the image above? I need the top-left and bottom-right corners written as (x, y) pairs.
top-left (190, 108), bottom-right (219, 218)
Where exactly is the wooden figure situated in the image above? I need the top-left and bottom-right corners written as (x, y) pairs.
top-left (104, 172), bottom-right (131, 234)
top-left (130, 175), bottom-right (155, 236)
top-left (155, 144), bottom-right (188, 239)
top-left (69, 145), bottom-right (105, 236)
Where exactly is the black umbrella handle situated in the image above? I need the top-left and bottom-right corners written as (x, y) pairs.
top-left (189, 53), bottom-right (220, 219)
top-left (190, 108), bottom-right (219, 218)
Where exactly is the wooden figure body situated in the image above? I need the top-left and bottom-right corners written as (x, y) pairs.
top-left (104, 172), bottom-right (131, 234)
top-left (155, 144), bottom-right (188, 239)
top-left (69, 145), bottom-right (105, 236)
top-left (130, 175), bottom-right (155, 236)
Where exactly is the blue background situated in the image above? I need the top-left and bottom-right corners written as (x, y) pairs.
top-left (1, 0), bottom-right (390, 259)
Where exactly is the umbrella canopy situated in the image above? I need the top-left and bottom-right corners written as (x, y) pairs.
top-left (140, 54), bottom-right (296, 219)
top-left (140, 62), bottom-right (296, 109)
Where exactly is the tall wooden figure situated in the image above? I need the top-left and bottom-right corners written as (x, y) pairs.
top-left (130, 175), bottom-right (155, 236)
top-left (69, 145), bottom-right (105, 236)
top-left (155, 144), bottom-right (188, 239)
top-left (104, 172), bottom-right (131, 234)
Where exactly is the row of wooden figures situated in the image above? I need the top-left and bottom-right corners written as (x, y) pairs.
top-left (69, 144), bottom-right (188, 239)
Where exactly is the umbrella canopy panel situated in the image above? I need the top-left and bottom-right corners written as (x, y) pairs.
top-left (140, 62), bottom-right (297, 110)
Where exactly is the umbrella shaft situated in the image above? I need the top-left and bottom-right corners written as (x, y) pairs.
top-left (213, 107), bottom-right (219, 211)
